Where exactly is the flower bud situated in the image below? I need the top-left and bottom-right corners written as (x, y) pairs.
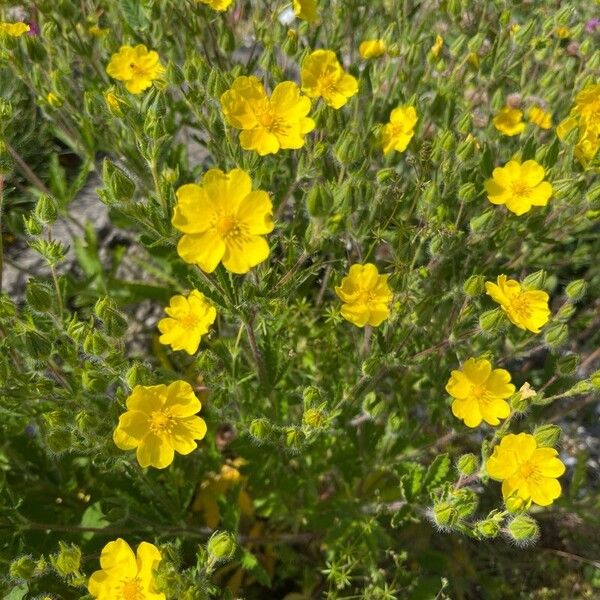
top-left (23, 215), bottom-right (43, 236)
top-left (285, 426), bottom-right (305, 449)
top-left (458, 182), bottom-right (477, 203)
top-left (504, 494), bottom-right (528, 514)
top-left (533, 424), bottom-right (561, 448)
top-left (432, 501), bottom-right (457, 528)
top-left (207, 531), bottom-right (236, 561)
top-left (303, 407), bottom-right (326, 429)
top-left (306, 185), bottom-right (332, 218)
top-left (556, 354), bottom-right (579, 375)
top-left (565, 380), bottom-right (594, 395)
top-left (474, 519), bottom-right (500, 538)
top-left (522, 270), bottom-right (546, 290)
top-left (9, 556), bottom-right (37, 580)
top-left (469, 209), bottom-right (495, 233)
top-left (565, 279), bottom-right (587, 301)
top-left (591, 371), bottom-right (600, 389)
top-left (507, 515), bottom-right (539, 543)
top-left (479, 308), bottom-right (505, 332)
top-left (34, 194), bottom-right (58, 224)
top-left (457, 453), bottom-right (478, 476)
top-left (463, 274), bottom-right (485, 296)
top-left (248, 418), bottom-right (272, 441)
top-left (544, 323), bottom-right (568, 348)
top-left (52, 542), bottom-right (81, 576)
top-left (46, 430), bottom-right (72, 454)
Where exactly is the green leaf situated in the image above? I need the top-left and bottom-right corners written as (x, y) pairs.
top-left (423, 453), bottom-right (451, 490)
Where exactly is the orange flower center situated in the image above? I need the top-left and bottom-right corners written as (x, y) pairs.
top-left (316, 71), bottom-right (340, 94)
top-left (121, 577), bottom-right (143, 600)
top-left (508, 293), bottom-right (533, 321)
top-left (216, 214), bottom-right (242, 239)
top-left (149, 410), bottom-right (174, 434)
top-left (518, 460), bottom-right (541, 482)
top-left (470, 383), bottom-right (489, 400)
top-left (180, 312), bottom-right (200, 329)
top-left (510, 180), bottom-right (530, 198)
top-left (257, 105), bottom-right (287, 135)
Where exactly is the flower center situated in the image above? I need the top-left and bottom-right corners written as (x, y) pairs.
top-left (257, 106), bottom-right (287, 135)
top-left (180, 312), bottom-right (200, 328)
top-left (121, 578), bottom-right (143, 600)
top-left (216, 214), bottom-right (241, 239)
top-left (149, 410), bottom-right (173, 434)
top-left (470, 383), bottom-right (489, 401)
top-left (358, 289), bottom-right (377, 305)
top-left (518, 461), bottom-right (541, 482)
top-left (509, 293), bottom-right (532, 320)
top-left (510, 181), bottom-right (530, 198)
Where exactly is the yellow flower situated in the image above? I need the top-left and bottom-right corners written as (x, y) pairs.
top-left (335, 263), bottom-right (393, 327)
top-left (46, 92), bottom-right (63, 108)
top-left (492, 107), bottom-right (525, 136)
top-left (381, 105), bottom-right (417, 155)
top-left (486, 433), bottom-right (565, 507)
top-left (484, 159), bottom-right (552, 216)
top-left (172, 168), bottom-right (274, 274)
top-left (104, 90), bottom-right (123, 115)
top-left (570, 84), bottom-right (600, 133)
top-left (430, 34), bottom-right (444, 58)
top-left (485, 275), bottom-right (551, 334)
top-left (0, 22), bottom-right (30, 37)
top-left (528, 105), bottom-right (552, 129)
top-left (106, 45), bottom-right (165, 94)
top-left (88, 24), bottom-right (108, 37)
top-left (88, 538), bottom-right (165, 600)
top-left (158, 290), bottom-right (216, 355)
top-left (196, 0), bottom-right (233, 10)
top-left (446, 358), bottom-right (515, 428)
top-left (301, 49), bottom-right (358, 109)
top-left (192, 459), bottom-right (253, 527)
top-left (293, 0), bottom-right (317, 22)
top-left (554, 26), bottom-right (570, 39)
top-left (113, 381), bottom-right (207, 469)
top-left (359, 39), bottom-right (387, 59)
top-left (221, 76), bottom-right (315, 156)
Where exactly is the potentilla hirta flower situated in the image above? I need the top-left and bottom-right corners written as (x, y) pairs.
top-left (196, 0), bottom-right (233, 10)
top-left (301, 50), bottom-right (358, 109)
top-left (485, 275), bottom-right (551, 334)
top-left (486, 433), bottom-right (565, 506)
top-left (221, 76), bottom-right (315, 156)
top-left (528, 105), bottom-right (552, 129)
top-left (88, 538), bottom-right (165, 600)
top-left (172, 168), bottom-right (274, 274)
top-left (359, 39), bottom-right (387, 59)
top-left (158, 290), bottom-right (217, 355)
top-left (293, 0), bottom-right (317, 22)
top-left (557, 84), bottom-right (600, 164)
top-left (335, 263), bottom-right (393, 327)
top-left (113, 381), bottom-right (207, 469)
top-left (484, 159), bottom-right (552, 216)
top-left (0, 21), bottom-right (30, 37)
top-left (381, 106), bottom-right (417, 155)
top-left (430, 34), bottom-right (444, 58)
top-left (492, 106), bottom-right (525, 136)
top-left (106, 45), bottom-right (165, 94)
top-left (446, 357), bottom-right (515, 427)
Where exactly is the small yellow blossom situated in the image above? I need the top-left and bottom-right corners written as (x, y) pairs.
top-left (158, 290), bottom-right (216, 355)
top-left (293, 0), bottom-right (317, 22)
top-left (301, 49), bottom-right (358, 109)
top-left (486, 433), bottom-right (565, 507)
top-left (359, 39), bottom-right (387, 59)
top-left (528, 105), bottom-right (552, 129)
top-left (554, 26), bottom-right (570, 39)
top-left (221, 76), bottom-right (315, 156)
top-left (106, 45), bottom-right (165, 94)
top-left (335, 263), bottom-right (393, 327)
top-left (485, 275), bottom-right (551, 334)
top-left (430, 34), bottom-right (444, 58)
top-left (113, 381), bottom-right (207, 469)
top-left (88, 538), bottom-right (165, 600)
top-left (485, 159), bottom-right (552, 216)
top-left (196, 0), bottom-right (234, 10)
top-left (193, 459), bottom-right (253, 527)
top-left (0, 22), bottom-right (30, 37)
top-left (381, 105), bottom-right (417, 155)
top-left (172, 168), bottom-right (274, 274)
top-left (492, 107), bottom-right (525, 136)
top-left (88, 25), bottom-right (108, 37)
top-left (104, 90), bottom-right (123, 115)
top-left (446, 357), bottom-right (515, 428)
top-left (46, 92), bottom-right (63, 108)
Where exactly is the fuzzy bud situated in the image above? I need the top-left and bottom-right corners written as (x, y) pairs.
top-left (565, 279), bottom-right (587, 301)
top-left (479, 308), bottom-right (505, 332)
top-left (507, 515), bottom-right (539, 543)
top-left (52, 542), bottom-right (81, 576)
top-left (432, 501), bottom-right (457, 528)
top-left (248, 418), bottom-right (272, 441)
top-left (544, 323), bottom-right (568, 348)
top-left (463, 274), bottom-right (485, 297)
top-left (533, 424), bottom-right (561, 448)
top-left (457, 453), bottom-right (478, 476)
top-left (474, 519), bottom-right (500, 538)
top-left (207, 531), bottom-right (236, 561)
top-left (303, 407), bottom-right (326, 429)
top-left (10, 556), bottom-right (37, 580)
top-left (34, 194), bottom-right (59, 224)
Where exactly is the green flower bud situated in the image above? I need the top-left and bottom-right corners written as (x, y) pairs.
top-left (556, 354), bottom-right (579, 375)
top-left (46, 430), bottom-right (72, 454)
top-left (469, 209), bottom-right (495, 233)
top-left (306, 185), bottom-right (332, 218)
top-left (507, 515), bottom-right (539, 543)
top-left (52, 542), bottom-right (81, 576)
top-left (479, 308), bottom-right (505, 332)
top-left (544, 323), bottom-right (568, 347)
top-left (565, 279), bottom-right (587, 301)
top-left (458, 182), bottom-right (477, 203)
top-left (100, 159), bottom-right (135, 206)
top-left (565, 380), bottom-right (594, 395)
top-left (26, 280), bottom-right (53, 312)
top-left (249, 418), bottom-right (272, 441)
top-left (457, 453), bottom-right (478, 476)
top-left (23, 215), bottom-right (43, 236)
top-left (555, 303), bottom-right (576, 321)
top-left (533, 424), bottom-right (561, 448)
top-left (504, 494), bottom-right (529, 514)
top-left (303, 407), bottom-right (326, 429)
top-left (474, 519), bottom-right (500, 538)
top-left (285, 426), bottom-right (305, 449)
top-left (432, 501), bottom-right (457, 528)
top-left (83, 330), bottom-right (108, 356)
top-left (34, 194), bottom-right (59, 224)
top-left (591, 371), bottom-right (600, 389)
top-left (207, 531), bottom-right (236, 561)
top-left (463, 274), bottom-right (485, 297)
top-left (10, 556), bottom-right (37, 580)
top-left (456, 136), bottom-right (476, 161)
top-left (522, 270), bottom-right (546, 290)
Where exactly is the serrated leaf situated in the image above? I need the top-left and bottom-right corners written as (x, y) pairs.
top-left (423, 453), bottom-right (451, 490)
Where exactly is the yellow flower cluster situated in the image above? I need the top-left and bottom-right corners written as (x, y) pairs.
top-left (557, 83), bottom-right (600, 164)
top-left (293, 0), bottom-right (318, 22)
top-left (359, 39), bottom-right (386, 59)
top-left (493, 104), bottom-right (552, 136)
top-left (381, 106), bottom-right (418, 155)
top-left (0, 21), bottom-right (30, 37)
top-left (106, 45), bottom-right (165, 94)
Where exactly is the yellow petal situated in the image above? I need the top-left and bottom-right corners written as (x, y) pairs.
top-left (136, 433), bottom-right (174, 469)
top-left (126, 385), bottom-right (167, 413)
top-left (237, 191), bottom-right (274, 235)
top-left (99, 538), bottom-right (137, 576)
top-left (113, 411), bottom-right (149, 450)
top-left (173, 184), bottom-right (216, 234)
top-left (462, 357), bottom-right (492, 385)
top-left (177, 231), bottom-right (226, 273)
top-left (222, 235), bottom-right (270, 273)
top-left (164, 380), bottom-right (201, 416)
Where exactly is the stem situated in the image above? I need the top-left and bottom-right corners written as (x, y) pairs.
top-left (50, 264), bottom-right (64, 321)
top-left (0, 175), bottom-right (4, 294)
top-left (244, 315), bottom-right (268, 386)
